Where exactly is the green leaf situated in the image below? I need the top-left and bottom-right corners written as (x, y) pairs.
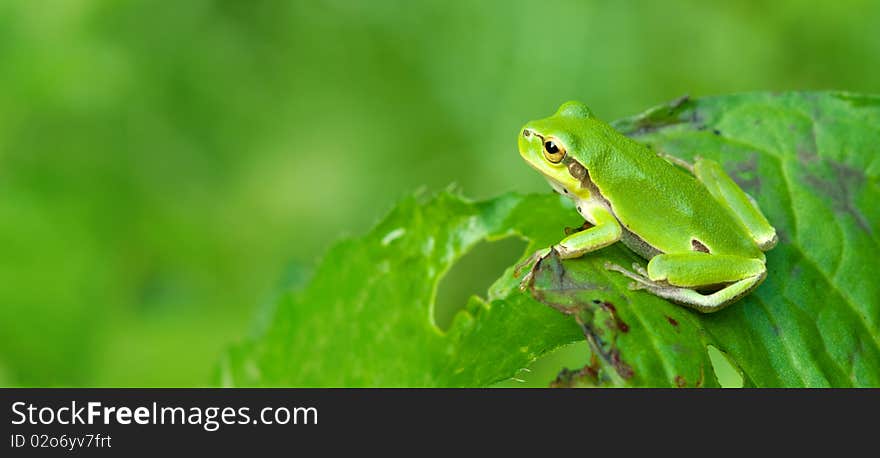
top-left (609, 91), bottom-right (880, 387)
top-left (221, 191), bottom-right (584, 387)
top-left (222, 91), bottom-right (880, 387)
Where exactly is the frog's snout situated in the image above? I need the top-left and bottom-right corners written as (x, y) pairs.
top-left (518, 126), bottom-right (541, 156)
top-left (518, 127), bottom-right (547, 170)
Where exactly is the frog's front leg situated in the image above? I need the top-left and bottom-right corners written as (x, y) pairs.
top-left (605, 252), bottom-right (766, 313)
top-left (515, 205), bottom-right (622, 290)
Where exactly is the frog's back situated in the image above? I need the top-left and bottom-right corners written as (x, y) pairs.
top-left (587, 135), bottom-right (763, 260)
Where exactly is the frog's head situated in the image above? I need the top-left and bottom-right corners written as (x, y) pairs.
top-left (518, 101), bottom-right (601, 197)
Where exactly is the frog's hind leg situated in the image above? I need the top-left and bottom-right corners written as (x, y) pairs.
top-left (605, 252), bottom-right (766, 313)
top-left (692, 158), bottom-right (777, 251)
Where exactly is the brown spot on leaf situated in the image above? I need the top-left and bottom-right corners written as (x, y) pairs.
top-left (771, 228), bottom-right (790, 245)
top-left (610, 350), bottom-right (634, 379)
top-left (666, 316), bottom-right (679, 327)
top-left (526, 254), bottom-right (633, 385)
top-left (550, 367), bottom-right (581, 388)
top-left (797, 146), bottom-right (819, 164)
top-left (795, 122), bottom-right (820, 165)
top-left (728, 154), bottom-right (761, 194)
top-left (695, 364), bottom-right (705, 388)
top-left (600, 301), bottom-right (629, 333)
top-left (561, 304), bottom-right (635, 383)
top-left (527, 250), bottom-right (606, 311)
top-left (674, 375), bottom-right (687, 388)
top-left (550, 355), bottom-right (602, 388)
top-left (802, 160), bottom-right (872, 234)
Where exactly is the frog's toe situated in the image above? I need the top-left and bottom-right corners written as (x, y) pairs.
top-left (604, 261), bottom-right (634, 277)
top-left (606, 262), bottom-right (656, 288)
top-left (627, 281), bottom-right (647, 291)
top-left (631, 262), bottom-right (649, 277)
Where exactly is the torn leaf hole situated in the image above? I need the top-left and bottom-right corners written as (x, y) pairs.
top-left (707, 344), bottom-right (744, 388)
top-left (433, 237), bottom-right (526, 331)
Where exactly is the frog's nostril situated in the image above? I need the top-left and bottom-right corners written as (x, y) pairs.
top-left (523, 129), bottom-right (531, 138)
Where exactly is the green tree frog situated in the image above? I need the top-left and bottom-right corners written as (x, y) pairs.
top-left (514, 101), bottom-right (777, 313)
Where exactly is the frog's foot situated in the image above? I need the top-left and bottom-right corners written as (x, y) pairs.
top-left (605, 259), bottom-right (765, 313)
top-left (603, 261), bottom-right (664, 291)
top-left (514, 247), bottom-right (553, 291)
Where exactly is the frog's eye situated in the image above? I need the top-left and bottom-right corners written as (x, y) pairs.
top-left (543, 139), bottom-right (566, 164)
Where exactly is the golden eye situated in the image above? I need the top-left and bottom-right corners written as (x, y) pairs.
top-left (543, 139), bottom-right (566, 163)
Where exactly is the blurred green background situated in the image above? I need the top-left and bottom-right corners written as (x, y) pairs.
top-left (2, 0), bottom-right (879, 387)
